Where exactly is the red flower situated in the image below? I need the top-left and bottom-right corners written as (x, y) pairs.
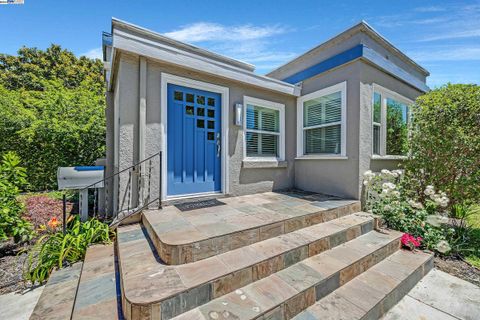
top-left (401, 233), bottom-right (422, 250)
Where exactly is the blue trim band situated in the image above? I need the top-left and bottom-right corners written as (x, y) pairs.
top-left (281, 44), bottom-right (429, 92)
top-left (283, 44), bottom-right (364, 84)
top-left (74, 166), bottom-right (104, 171)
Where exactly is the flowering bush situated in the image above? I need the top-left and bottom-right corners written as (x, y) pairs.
top-left (363, 168), bottom-right (448, 251)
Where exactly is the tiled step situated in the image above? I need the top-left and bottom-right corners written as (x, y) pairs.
top-left (143, 192), bottom-right (360, 265)
top-left (293, 250), bottom-right (434, 320)
top-left (117, 212), bottom-right (373, 320)
top-left (170, 229), bottom-right (402, 320)
top-left (71, 244), bottom-right (120, 320)
top-left (30, 262), bottom-right (83, 320)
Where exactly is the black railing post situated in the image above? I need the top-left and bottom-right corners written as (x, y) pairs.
top-left (62, 194), bottom-right (67, 236)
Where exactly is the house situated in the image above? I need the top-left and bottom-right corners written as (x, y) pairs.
top-left (101, 18), bottom-right (428, 217)
top-left (30, 18), bottom-right (436, 320)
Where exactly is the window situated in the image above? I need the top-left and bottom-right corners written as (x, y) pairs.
top-left (373, 92), bottom-right (382, 155)
top-left (297, 82), bottom-right (346, 157)
top-left (243, 96), bottom-right (285, 160)
top-left (372, 85), bottom-right (411, 156)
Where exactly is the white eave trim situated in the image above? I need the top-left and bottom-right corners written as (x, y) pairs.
top-left (110, 25), bottom-right (300, 96)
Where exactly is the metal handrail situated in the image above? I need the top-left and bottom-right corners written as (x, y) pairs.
top-left (77, 151), bottom-right (162, 223)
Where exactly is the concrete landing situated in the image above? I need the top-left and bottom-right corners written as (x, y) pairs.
top-left (383, 268), bottom-right (480, 320)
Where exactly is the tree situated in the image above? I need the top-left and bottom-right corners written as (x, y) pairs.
top-left (0, 45), bottom-right (105, 190)
top-left (405, 84), bottom-right (480, 205)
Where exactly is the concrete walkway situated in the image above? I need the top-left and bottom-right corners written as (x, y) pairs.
top-left (0, 285), bottom-right (44, 320)
top-left (383, 268), bottom-right (480, 320)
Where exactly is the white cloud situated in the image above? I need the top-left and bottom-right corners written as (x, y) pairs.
top-left (80, 47), bottom-right (102, 60)
top-left (419, 29), bottom-right (480, 42)
top-left (414, 6), bottom-right (446, 13)
top-left (409, 46), bottom-right (480, 61)
top-left (164, 22), bottom-right (286, 42)
top-left (163, 22), bottom-right (294, 73)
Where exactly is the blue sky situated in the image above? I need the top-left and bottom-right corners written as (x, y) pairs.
top-left (1, 0), bottom-right (479, 87)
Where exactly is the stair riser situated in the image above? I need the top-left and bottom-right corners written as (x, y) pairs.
top-left (279, 239), bottom-right (401, 320)
top-left (144, 201), bottom-right (361, 265)
top-left (122, 218), bottom-right (371, 320)
top-left (361, 256), bottom-right (434, 320)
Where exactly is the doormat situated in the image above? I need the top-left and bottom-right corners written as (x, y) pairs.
top-left (175, 198), bottom-right (226, 212)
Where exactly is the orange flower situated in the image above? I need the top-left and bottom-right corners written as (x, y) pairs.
top-left (47, 217), bottom-right (60, 229)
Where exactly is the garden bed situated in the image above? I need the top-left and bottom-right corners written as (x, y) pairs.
top-left (435, 256), bottom-right (480, 287)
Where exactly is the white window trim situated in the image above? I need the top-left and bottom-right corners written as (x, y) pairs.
top-left (372, 84), bottom-right (413, 157)
top-left (296, 81), bottom-right (347, 158)
top-left (243, 96), bottom-right (285, 162)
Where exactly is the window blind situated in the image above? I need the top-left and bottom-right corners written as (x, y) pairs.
top-left (246, 104), bottom-right (279, 157)
top-left (303, 91), bottom-right (342, 154)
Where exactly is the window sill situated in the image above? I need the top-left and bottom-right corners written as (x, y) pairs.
top-left (242, 159), bottom-right (288, 169)
top-left (295, 155), bottom-right (348, 160)
top-left (371, 155), bottom-right (407, 160)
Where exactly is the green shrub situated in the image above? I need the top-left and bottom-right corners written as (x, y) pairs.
top-left (0, 45), bottom-right (105, 190)
top-left (23, 216), bottom-right (112, 284)
top-left (0, 152), bottom-right (33, 242)
top-left (405, 84), bottom-right (480, 206)
top-left (363, 169), bottom-right (447, 251)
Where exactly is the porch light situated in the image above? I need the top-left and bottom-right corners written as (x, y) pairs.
top-left (234, 103), bottom-right (243, 126)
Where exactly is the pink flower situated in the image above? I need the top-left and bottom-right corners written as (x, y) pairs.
top-left (401, 233), bottom-right (422, 250)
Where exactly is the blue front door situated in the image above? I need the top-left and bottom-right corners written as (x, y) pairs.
top-left (167, 84), bottom-right (222, 196)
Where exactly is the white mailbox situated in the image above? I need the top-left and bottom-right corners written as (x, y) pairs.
top-left (57, 166), bottom-right (104, 221)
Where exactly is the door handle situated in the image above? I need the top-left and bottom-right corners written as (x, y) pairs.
top-left (216, 133), bottom-right (221, 157)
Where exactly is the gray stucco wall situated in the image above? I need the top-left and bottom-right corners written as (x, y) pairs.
top-left (108, 51), bottom-right (297, 202)
top-left (358, 62), bottom-right (423, 190)
top-left (294, 61), bottom-right (361, 199)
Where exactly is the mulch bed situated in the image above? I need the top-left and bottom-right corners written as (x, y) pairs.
top-left (434, 256), bottom-right (480, 287)
top-left (0, 194), bottom-right (75, 294)
top-left (0, 240), bottom-right (30, 294)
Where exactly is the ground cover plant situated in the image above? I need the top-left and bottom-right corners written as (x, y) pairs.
top-left (23, 216), bottom-right (113, 284)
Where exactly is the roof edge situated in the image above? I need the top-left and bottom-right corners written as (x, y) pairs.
top-left (111, 17), bottom-right (256, 72)
top-left (267, 20), bottom-right (429, 77)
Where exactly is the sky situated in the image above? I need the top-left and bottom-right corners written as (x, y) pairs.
top-left (1, 0), bottom-right (479, 88)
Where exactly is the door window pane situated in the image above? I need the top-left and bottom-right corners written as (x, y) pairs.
top-left (197, 107), bottom-right (205, 116)
top-left (197, 119), bottom-right (205, 128)
top-left (186, 105), bottom-right (194, 115)
top-left (174, 91), bottom-right (183, 101)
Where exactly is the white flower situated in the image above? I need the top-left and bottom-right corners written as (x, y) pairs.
top-left (435, 240), bottom-right (451, 254)
top-left (384, 204), bottom-right (392, 211)
top-left (363, 170), bottom-right (373, 177)
top-left (424, 185), bottom-right (435, 196)
top-left (392, 191), bottom-right (400, 198)
top-left (390, 171), bottom-right (399, 178)
top-left (408, 199), bottom-right (423, 209)
top-left (426, 214), bottom-right (449, 227)
top-left (381, 169), bottom-right (391, 175)
top-left (382, 182), bottom-right (396, 190)
top-left (392, 169), bottom-right (403, 176)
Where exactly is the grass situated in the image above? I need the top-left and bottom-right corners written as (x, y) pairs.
top-left (465, 205), bottom-right (480, 268)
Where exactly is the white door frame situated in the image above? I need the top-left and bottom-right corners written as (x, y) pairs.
top-left (160, 72), bottom-right (230, 200)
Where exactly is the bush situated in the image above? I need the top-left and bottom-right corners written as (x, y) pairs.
top-left (0, 152), bottom-right (33, 242)
top-left (23, 216), bottom-right (112, 284)
top-left (0, 45), bottom-right (105, 190)
top-left (405, 84), bottom-right (480, 206)
top-left (364, 169), bottom-right (479, 258)
top-left (21, 193), bottom-right (74, 231)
